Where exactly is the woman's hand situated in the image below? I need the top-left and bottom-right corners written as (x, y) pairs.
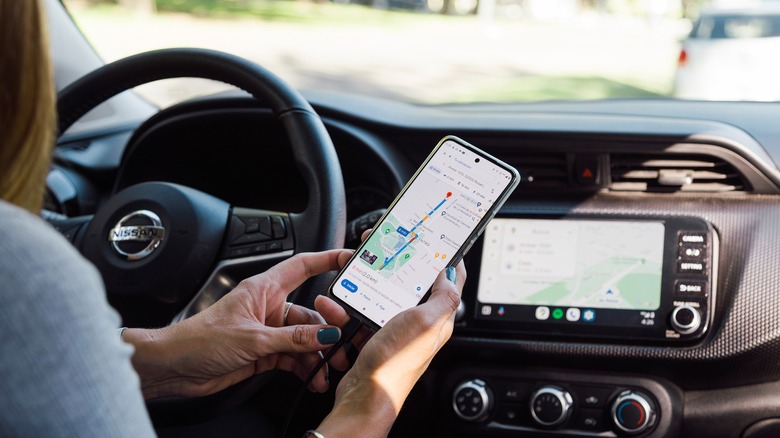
top-left (123, 249), bottom-right (353, 400)
top-left (315, 261), bottom-right (466, 437)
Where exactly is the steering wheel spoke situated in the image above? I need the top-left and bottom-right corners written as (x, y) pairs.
top-left (172, 247), bottom-right (294, 323)
top-left (169, 206), bottom-right (299, 322)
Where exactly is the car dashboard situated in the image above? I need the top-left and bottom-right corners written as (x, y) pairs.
top-left (52, 91), bottom-right (780, 438)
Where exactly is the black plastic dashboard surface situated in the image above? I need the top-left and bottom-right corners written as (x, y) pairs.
top-left (446, 193), bottom-right (780, 389)
top-left (88, 94), bottom-right (780, 391)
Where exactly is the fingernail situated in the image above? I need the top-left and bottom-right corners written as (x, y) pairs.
top-left (317, 327), bottom-right (341, 345)
top-left (446, 266), bottom-right (457, 284)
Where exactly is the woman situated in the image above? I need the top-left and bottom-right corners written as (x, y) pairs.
top-left (0, 1), bottom-right (466, 436)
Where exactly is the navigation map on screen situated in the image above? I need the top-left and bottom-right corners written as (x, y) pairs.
top-left (477, 219), bottom-right (665, 311)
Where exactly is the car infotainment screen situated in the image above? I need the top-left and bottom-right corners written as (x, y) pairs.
top-left (477, 218), bottom-right (665, 315)
top-left (471, 215), bottom-right (716, 342)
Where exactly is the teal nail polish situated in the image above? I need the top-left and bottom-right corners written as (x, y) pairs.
top-left (317, 327), bottom-right (340, 345)
top-left (446, 266), bottom-right (457, 284)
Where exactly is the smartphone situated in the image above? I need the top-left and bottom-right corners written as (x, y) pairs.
top-left (328, 135), bottom-right (520, 331)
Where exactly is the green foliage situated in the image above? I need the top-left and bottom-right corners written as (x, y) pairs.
top-left (156, 0), bottom-right (246, 15)
top-left (157, 0), bottom-right (246, 11)
top-left (155, 0), bottom-right (308, 18)
top-left (149, 0), bottom-right (432, 22)
top-left (452, 75), bottom-right (668, 103)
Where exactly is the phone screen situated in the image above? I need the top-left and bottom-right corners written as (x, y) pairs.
top-left (330, 137), bottom-right (518, 329)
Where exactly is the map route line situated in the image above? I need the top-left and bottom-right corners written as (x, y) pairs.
top-left (379, 191), bottom-right (452, 271)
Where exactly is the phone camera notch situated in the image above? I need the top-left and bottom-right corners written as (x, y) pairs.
top-left (475, 158), bottom-right (480, 163)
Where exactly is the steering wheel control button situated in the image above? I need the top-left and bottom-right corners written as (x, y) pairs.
top-left (453, 379), bottom-right (493, 422)
top-left (243, 218), bottom-right (260, 234)
top-left (529, 386), bottom-right (573, 428)
top-left (228, 246), bottom-right (252, 258)
top-left (242, 216), bottom-right (271, 235)
top-left (267, 241), bottom-right (282, 252)
top-left (258, 216), bottom-right (273, 236)
top-left (228, 216), bottom-right (246, 241)
top-left (231, 215), bottom-right (273, 245)
top-left (670, 305), bottom-right (701, 335)
top-left (108, 210), bottom-right (166, 261)
top-left (271, 216), bottom-right (287, 238)
top-left (223, 209), bottom-right (294, 259)
top-left (611, 391), bottom-right (656, 435)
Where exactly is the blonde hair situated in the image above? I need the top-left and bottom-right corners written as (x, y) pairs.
top-left (0, 0), bottom-right (55, 213)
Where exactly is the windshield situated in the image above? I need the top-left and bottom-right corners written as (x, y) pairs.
top-left (61, 0), bottom-right (778, 106)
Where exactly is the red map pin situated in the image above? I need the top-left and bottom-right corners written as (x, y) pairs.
top-left (446, 192), bottom-right (452, 198)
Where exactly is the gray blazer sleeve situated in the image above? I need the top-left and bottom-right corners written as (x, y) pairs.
top-left (0, 201), bottom-right (156, 437)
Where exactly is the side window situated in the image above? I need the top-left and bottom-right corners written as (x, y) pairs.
top-left (693, 17), bottom-right (716, 39)
top-left (724, 16), bottom-right (769, 38)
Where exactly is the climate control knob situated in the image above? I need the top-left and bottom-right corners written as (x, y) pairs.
top-left (452, 379), bottom-right (493, 422)
top-left (611, 390), bottom-right (656, 435)
top-left (670, 305), bottom-right (701, 335)
top-left (529, 386), bottom-right (573, 427)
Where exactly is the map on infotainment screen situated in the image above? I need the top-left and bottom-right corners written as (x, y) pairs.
top-left (477, 218), bottom-right (665, 311)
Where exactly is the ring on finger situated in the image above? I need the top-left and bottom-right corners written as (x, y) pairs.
top-left (283, 302), bottom-right (294, 324)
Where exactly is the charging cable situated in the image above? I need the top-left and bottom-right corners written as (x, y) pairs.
top-left (281, 317), bottom-right (364, 438)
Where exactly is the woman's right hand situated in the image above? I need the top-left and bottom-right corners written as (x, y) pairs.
top-left (314, 261), bottom-right (466, 437)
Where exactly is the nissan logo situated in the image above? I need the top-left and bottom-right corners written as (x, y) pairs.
top-left (108, 210), bottom-right (166, 261)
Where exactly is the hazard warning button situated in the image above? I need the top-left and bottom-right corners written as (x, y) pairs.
top-left (575, 154), bottom-right (600, 186)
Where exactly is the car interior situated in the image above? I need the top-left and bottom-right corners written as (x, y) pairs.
top-left (41, 0), bottom-right (780, 437)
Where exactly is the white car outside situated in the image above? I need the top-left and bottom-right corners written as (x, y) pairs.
top-left (673, 6), bottom-right (780, 101)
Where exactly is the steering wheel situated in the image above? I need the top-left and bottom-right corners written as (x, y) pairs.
top-left (54, 48), bottom-right (346, 324)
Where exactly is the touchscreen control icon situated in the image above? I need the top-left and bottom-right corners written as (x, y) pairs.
top-left (341, 279), bottom-right (358, 293)
top-left (535, 306), bottom-right (550, 320)
top-left (582, 309), bottom-right (596, 322)
top-left (552, 308), bottom-right (564, 320)
top-left (566, 308), bottom-right (581, 322)
top-left (481, 305), bottom-right (492, 316)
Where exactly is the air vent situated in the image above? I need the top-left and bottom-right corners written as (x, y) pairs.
top-left (506, 153), bottom-right (569, 190)
top-left (610, 153), bottom-right (749, 192)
